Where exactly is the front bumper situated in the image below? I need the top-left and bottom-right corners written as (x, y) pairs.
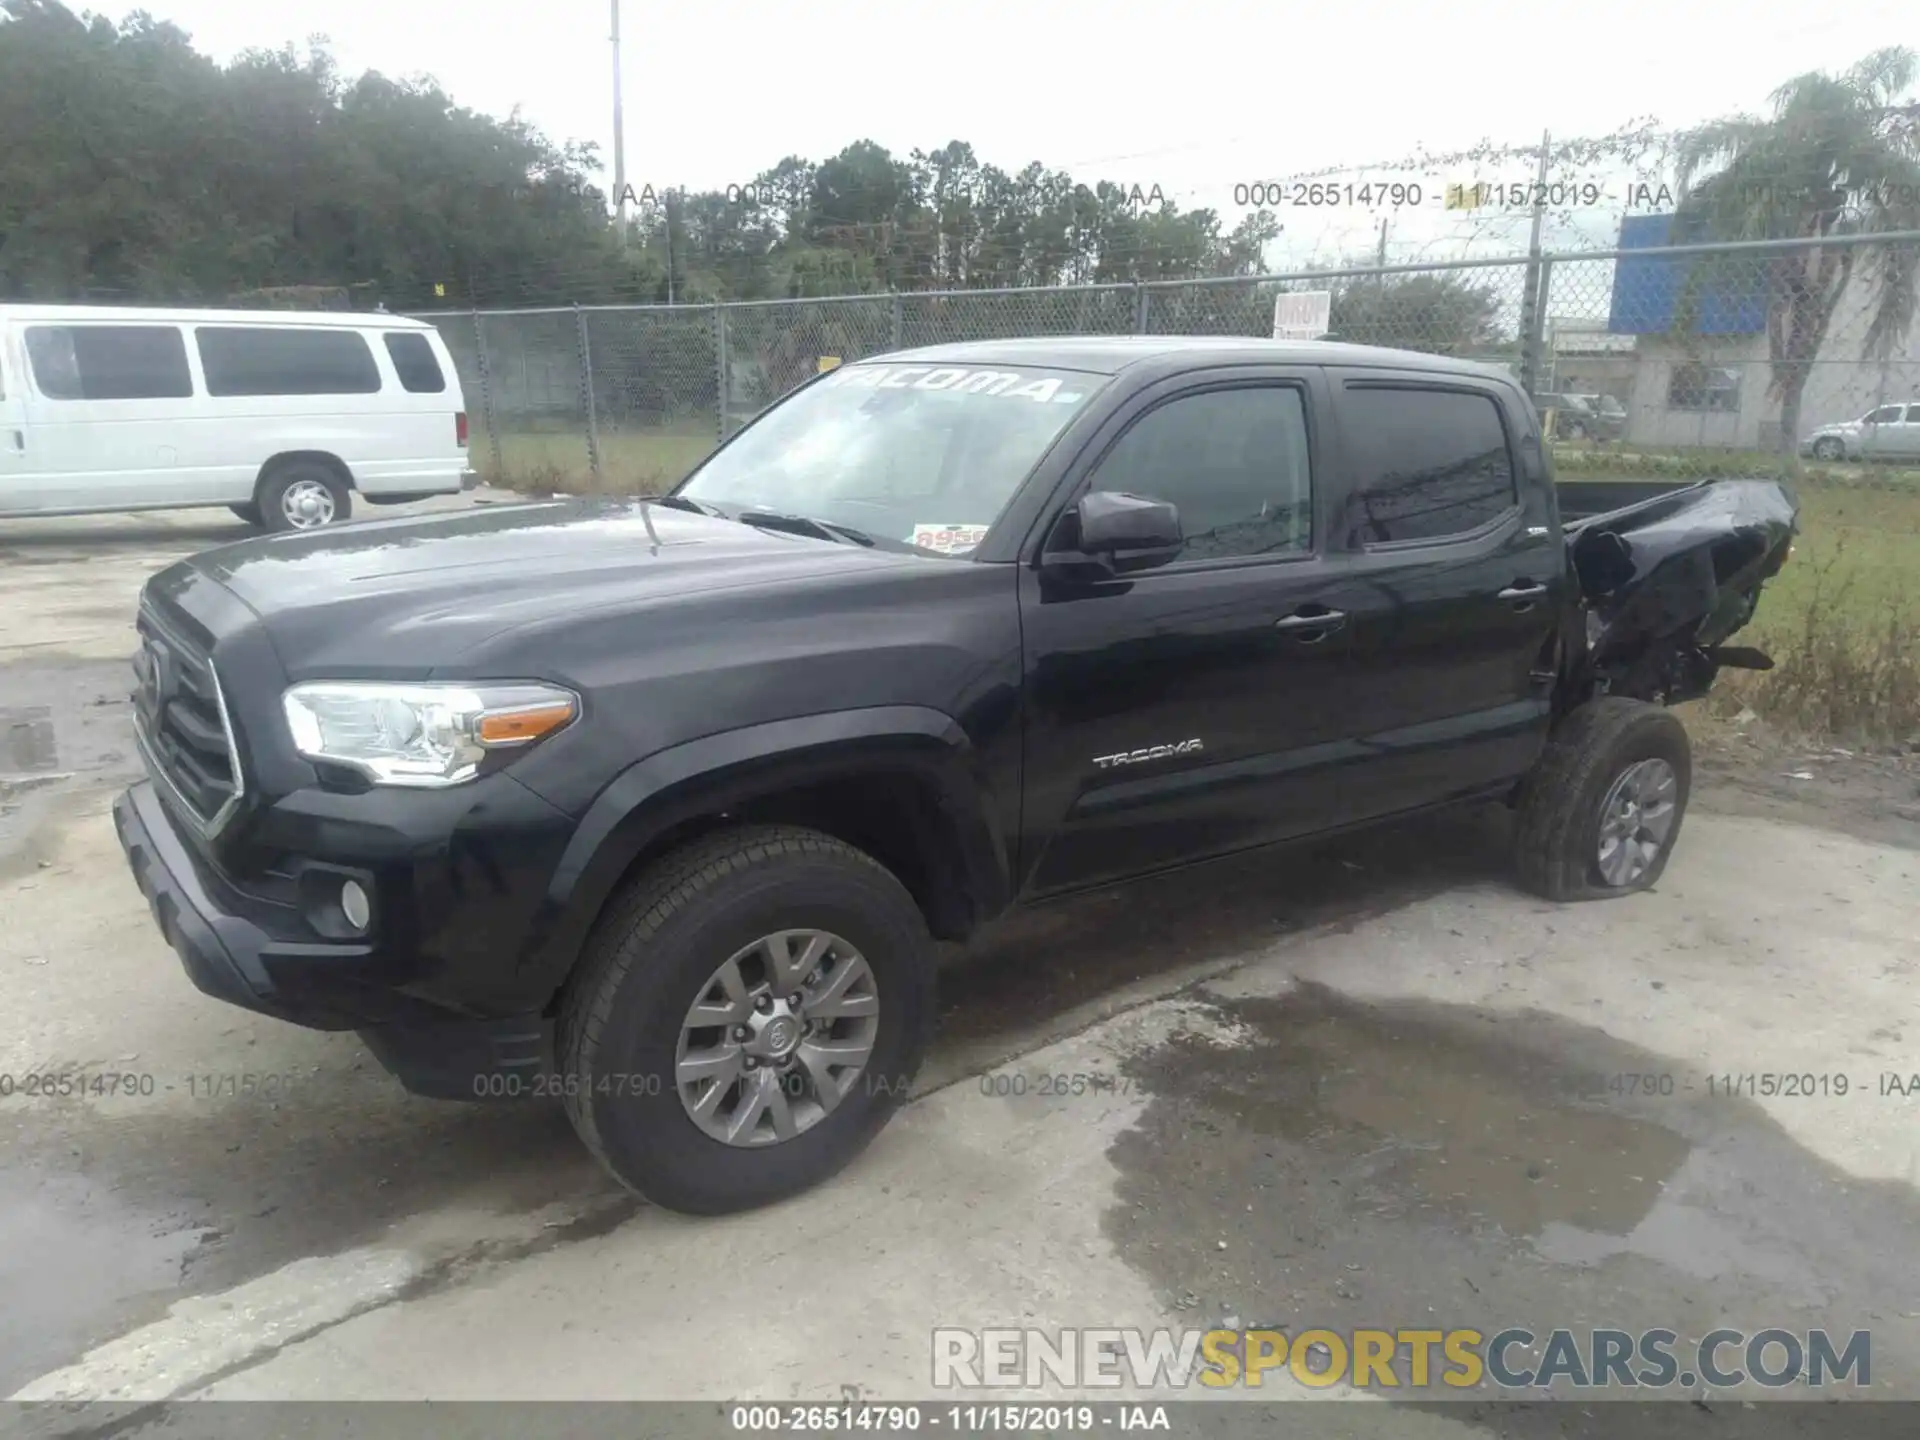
top-left (113, 780), bottom-right (555, 1099)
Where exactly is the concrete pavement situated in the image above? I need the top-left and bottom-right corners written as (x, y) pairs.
top-left (3, 501), bottom-right (1917, 1433)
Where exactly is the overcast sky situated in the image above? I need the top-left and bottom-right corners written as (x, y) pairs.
top-left (129, 0), bottom-right (1915, 268)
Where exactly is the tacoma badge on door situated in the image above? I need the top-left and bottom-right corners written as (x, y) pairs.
top-left (1092, 739), bottom-right (1205, 770)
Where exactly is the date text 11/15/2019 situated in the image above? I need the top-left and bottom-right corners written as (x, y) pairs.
top-left (1565, 1071), bottom-right (1920, 1099)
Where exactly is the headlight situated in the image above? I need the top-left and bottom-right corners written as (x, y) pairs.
top-left (282, 681), bottom-right (579, 788)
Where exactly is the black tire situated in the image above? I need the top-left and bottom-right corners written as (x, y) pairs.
top-left (558, 824), bottom-right (936, 1215)
top-left (1812, 437), bottom-right (1846, 462)
top-left (258, 461), bottom-right (351, 533)
top-left (229, 502), bottom-right (262, 526)
top-left (1563, 421), bottom-right (1588, 441)
top-left (1513, 697), bottom-right (1692, 902)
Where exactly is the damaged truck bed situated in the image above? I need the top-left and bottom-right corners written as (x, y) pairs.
top-left (1558, 477), bottom-right (1799, 709)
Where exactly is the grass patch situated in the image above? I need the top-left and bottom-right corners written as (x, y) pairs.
top-left (1715, 480), bottom-right (1920, 744)
top-left (476, 419), bottom-right (719, 496)
top-left (1552, 442), bottom-right (1920, 492)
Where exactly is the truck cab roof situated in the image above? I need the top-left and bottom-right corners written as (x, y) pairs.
top-left (866, 335), bottom-right (1519, 383)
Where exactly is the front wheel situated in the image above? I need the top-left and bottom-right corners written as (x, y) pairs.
top-left (1812, 436), bottom-right (1847, 462)
top-left (1512, 697), bottom-right (1692, 902)
top-left (557, 825), bottom-right (936, 1215)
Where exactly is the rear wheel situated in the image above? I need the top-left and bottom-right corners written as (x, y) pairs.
top-left (557, 825), bottom-right (936, 1215)
top-left (1513, 697), bottom-right (1691, 902)
top-left (258, 461), bottom-right (351, 533)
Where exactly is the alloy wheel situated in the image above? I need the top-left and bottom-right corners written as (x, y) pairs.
top-left (675, 929), bottom-right (880, 1147)
top-left (1595, 758), bottom-right (1679, 887)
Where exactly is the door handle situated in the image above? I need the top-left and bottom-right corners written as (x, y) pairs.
top-left (1275, 607), bottom-right (1347, 640)
top-left (1498, 582), bottom-right (1550, 603)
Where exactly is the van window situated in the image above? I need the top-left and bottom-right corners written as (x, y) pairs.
top-left (383, 333), bottom-right (447, 394)
top-left (25, 325), bottom-right (194, 401)
top-left (197, 327), bottom-right (382, 397)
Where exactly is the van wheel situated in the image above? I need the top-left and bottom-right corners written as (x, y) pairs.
top-left (557, 825), bottom-right (936, 1215)
top-left (259, 462), bottom-right (351, 532)
top-left (229, 503), bottom-right (262, 527)
top-left (1513, 697), bottom-right (1691, 902)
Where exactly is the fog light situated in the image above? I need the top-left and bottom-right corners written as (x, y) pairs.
top-left (340, 879), bottom-right (371, 932)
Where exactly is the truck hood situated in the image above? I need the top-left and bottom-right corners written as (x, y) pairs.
top-left (170, 498), bottom-right (915, 673)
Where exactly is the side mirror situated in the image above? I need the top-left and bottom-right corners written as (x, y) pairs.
top-left (1044, 491), bottom-right (1183, 581)
top-left (1078, 490), bottom-right (1182, 554)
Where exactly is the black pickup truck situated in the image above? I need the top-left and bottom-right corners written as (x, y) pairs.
top-left (112, 337), bottom-right (1796, 1214)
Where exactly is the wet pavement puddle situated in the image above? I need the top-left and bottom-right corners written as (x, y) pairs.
top-left (1102, 982), bottom-right (1920, 1416)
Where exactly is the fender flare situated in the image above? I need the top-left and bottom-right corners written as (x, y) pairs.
top-left (521, 705), bottom-right (1012, 992)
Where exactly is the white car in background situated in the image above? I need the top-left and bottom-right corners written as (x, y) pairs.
top-left (1801, 402), bottom-right (1920, 462)
top-left (0, 305), bottom-right (474, 531)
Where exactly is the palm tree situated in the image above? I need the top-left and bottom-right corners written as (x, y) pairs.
top-left (1670, 46), bottom-right (1920, 457)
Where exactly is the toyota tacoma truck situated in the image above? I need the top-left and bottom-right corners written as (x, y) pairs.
top-left (112, 337), bottom-right (1797, 1215)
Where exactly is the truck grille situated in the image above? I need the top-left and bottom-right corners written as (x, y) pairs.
top-left (133, 608), bottom-right (244, 831)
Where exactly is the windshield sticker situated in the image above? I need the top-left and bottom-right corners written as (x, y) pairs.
top-left (829, 365), bottom-right (1081, 405)
top-left (911, 522), bottom-right (992, 555)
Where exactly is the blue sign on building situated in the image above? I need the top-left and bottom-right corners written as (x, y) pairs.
top-left (1607, 214), bottom-right (1768, 336)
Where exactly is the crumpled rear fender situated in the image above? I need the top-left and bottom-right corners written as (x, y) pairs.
top-left (1563, 478), bottom-right (1799, 704)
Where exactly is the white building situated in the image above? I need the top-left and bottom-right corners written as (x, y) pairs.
top-left (1570, 219), bottom-right (1920, 451)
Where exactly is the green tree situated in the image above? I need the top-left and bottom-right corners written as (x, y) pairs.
top-left (0, 0), bottom-right (641, 307)
top-left (0, 1), bottom-right (1279, 307)
top-left (1328, 271), bottom-right (1505, 355)
top-left (1671, 45), bottom-right (1920, 455)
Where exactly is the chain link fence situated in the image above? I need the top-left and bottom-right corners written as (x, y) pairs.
top-left (414, 233), bottom-right (1920, 496)
top-left (1536, 241), bottom-right (1920, 482)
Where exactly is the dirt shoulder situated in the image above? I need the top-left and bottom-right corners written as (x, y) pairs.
top-left (1680, 702), bottom-right (1920, 851)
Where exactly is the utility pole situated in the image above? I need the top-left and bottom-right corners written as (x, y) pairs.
top-left (1375, 217), bottom-right (1388, 286)
top-left (1518, 130), bottom-right (1551, 395)
top-left (1525, 129), bottom-right (1551, 260)
top-left (610, 0), bottom-right (629, 243)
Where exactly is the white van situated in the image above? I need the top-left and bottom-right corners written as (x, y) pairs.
top-left (0, 305), bottom-right (474, 532)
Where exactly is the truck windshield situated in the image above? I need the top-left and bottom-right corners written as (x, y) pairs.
top-left (676, 362), bottom-right (1105, 556)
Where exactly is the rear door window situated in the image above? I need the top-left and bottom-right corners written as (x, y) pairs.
top-left (383, 333), bottom-right (447, 394)
top-left (24, 325), bottom-right (194, 401)
top-left (196, 327), bottom-right (382, 397)
top-left (1337, 386), bottom-right (1518, 547)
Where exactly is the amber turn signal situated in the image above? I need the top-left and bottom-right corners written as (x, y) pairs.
top-left (478, 701), bottom-right (577, 746)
